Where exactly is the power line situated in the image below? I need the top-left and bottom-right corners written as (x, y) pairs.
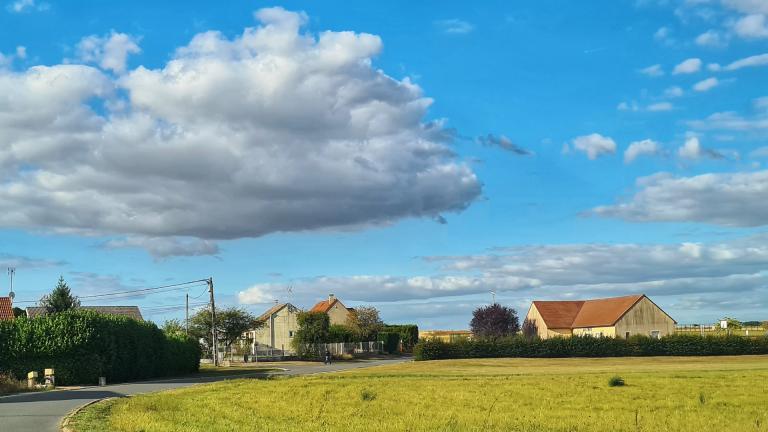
top-left (14, 279), bottom-right (209, 305)
top-left (78, 279), bottom-right (209, 300)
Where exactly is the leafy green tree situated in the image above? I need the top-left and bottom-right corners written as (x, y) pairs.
top-left (346, 306), bottom-right (383, 341)
top-left (189, 306), bottom-right (260, 358)
top-left (715, 317), bottom-right (742, 331)
top-left (12, 307), bottom-right (25, 318)
top-left (292, 311), bottom-right (330, 356)
top-left (162, 318), bottom-right (186, 336)
top-left (39, 276), bottom-right (80, 314)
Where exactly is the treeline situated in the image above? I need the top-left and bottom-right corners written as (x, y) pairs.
top-left (414, 334), bottom-right (768, 361)
top-left (0, 310), bottom-right (200, 385)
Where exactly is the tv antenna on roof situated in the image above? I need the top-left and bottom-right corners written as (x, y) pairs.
top-left (490, 290), bottom-right (496, 304)
top-left (7, 267), bottom-right (15, 302)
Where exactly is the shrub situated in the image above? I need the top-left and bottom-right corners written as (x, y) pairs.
top-left (377, 332), bottom-right (400, 354)
top-left (382, 325), bottom-right (419, 352)
top-left (328, 324), bottom-right (355, 343)
top-left (0, 310), bottom-right (200, 385)
top-left (413, 334), bottom-right (768, 361)
top-left (608, 376), bottom-right (625, 387)
top-left (360, 389), bottom-right (377, 401)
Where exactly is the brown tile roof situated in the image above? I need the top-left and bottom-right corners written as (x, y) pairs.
top-left (256, 303), bottom-right (299, 322)
top-left (26, 306), bottom-right (143, 321)
top-left (310, 299), bottom-right (338, 313)
top-left (532, 294), bottom-right (647, 329)
top-left (0, 297), bottom-right (13, 320)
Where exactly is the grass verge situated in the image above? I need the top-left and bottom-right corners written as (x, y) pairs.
top-left (70, 355), bottom-right (768, 432)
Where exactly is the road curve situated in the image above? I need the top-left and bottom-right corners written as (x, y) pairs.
top-left (0, 357), bottom-right (410, 432)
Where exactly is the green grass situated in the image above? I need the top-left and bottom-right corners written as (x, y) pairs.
top-left (70, 355), bottom-right (768, 432)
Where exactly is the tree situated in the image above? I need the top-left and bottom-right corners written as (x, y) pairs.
top-left (162, 318), bottom-right (186, 336)
top-left (715, 317), bottom-right (742, 331)
top-left (346, 306), bottom-right (383, 341)
top-left (12, 307), bottom-right (26, 318)
top-left (521, 318), bottom-right (539, 340)
top-left (762, 321), bottom-right (768, 331)
top-left (39, 276), bottom-right (80, 314)
top-left (470, 303), bottom-right (520, 340)
top-left (292, 311), bottom-right (330, 356)
top-left (189, 306), bottom-right (260, 359)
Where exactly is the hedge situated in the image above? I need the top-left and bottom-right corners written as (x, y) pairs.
top-left (413, 334), bottom-right (768, 361)
top-left (382, 324), bottom-right (419, 352)
top-left (0, 310), bottom-right (200, 385)
top-left (377, 332), bottom-right (400, 354)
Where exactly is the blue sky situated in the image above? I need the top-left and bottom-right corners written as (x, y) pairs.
top-left (1, 0), bottom-right (767, 328)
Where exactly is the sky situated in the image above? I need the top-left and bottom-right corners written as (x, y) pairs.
top-left (1, 0), bottom-right (767, 329)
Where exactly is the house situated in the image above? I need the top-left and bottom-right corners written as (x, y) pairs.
top-left (26, 306), bottom-right (144, 320)
top-left (310, 294), bottom-right (353, 326)
top-left (0, 297), bottom-right (14, 320)
top-left (247, 302), bottom-right (300, 354)
top-left (524, 294), bottom-right (676, 339)
top-left (420, 330), bottom-right (472, 342)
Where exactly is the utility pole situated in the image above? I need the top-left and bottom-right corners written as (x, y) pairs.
top-left (208, 277), bottom-right (218, 366)
top-left (185, 292), bottom-right (189, 336)
top-left (7, 268), bottom-right (15, 305)
top-left (490, 290), bottom-right (496, 305)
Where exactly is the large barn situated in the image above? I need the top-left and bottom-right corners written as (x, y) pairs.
top-left (524, 294), bottom-right (676, 339)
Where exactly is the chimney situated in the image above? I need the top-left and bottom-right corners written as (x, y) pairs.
top-left (328, 294), bottom-right (335, 303)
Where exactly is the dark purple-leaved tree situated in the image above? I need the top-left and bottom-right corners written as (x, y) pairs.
top-left (470, 303), bottom-right (520, 339)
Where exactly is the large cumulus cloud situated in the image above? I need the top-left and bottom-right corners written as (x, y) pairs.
top-left (0, 8), bottom-right (480, 254)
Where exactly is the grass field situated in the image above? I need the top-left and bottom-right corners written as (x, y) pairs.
top-left (71, 356), bottom-right (768, 432)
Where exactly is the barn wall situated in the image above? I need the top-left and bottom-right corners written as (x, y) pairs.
top-left (524, 304), bottom-right (550, 339)
top-left (572, 326), bottom-right (616, 337)
top-left (615, 297), bottom-right (676, 338)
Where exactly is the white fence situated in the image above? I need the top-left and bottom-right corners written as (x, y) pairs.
top-left (306, 341), bottom-right (384, 356)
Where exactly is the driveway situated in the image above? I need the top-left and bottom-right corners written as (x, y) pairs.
top-left (0, 357), bottom-right (410, 432)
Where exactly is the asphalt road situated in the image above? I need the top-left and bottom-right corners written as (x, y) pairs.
top-left (0, 357), bottom-right (409, 432)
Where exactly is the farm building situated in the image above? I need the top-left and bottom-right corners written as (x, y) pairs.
top-left (524, 294), bottom-right (676, 339)
top-left (0, 297), bottom-right (13, 320)
top-left (26, 305), bottom-right (144, 320)
top-left (310, 294), bottom-right (354, 325)
top-left (247, 302), bottom-right (300, 355)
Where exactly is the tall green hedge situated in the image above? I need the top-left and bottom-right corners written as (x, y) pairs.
top-left (383, 324), bottom-right (419, 352)
top-left (377, 332), bottom-right (400, 354)
top-left (414, 334), bottom-right (768, 361)
top-left (0, 310), bottom-right (200, 385)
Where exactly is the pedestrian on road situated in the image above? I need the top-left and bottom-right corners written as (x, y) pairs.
top-left (324, 349), bottom-right (332, 365)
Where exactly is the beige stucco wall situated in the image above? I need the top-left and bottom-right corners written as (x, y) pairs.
top-left (572, 326), bottom-right (616, 337)
top-left (614, 296), bottom-right (676, 338)
top-left (525, 304), bottom-right (574, 339)
top-left (252, 305), bottom-right (299, 352)
top-left (327, 300), bottom-right (352, 326)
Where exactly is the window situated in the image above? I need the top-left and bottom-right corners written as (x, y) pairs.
top-left (289, 330), bottom-right (294, 338)
top-left (650, 330), bottom-right (660, 339)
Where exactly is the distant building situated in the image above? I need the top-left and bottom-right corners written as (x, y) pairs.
top-left (310, 294), bottom-right (353, 326)
top-left (247, 302), bottom-right (300, 354)
top-left (524, 294), bottom-right (676, 339)
top-left (0, 297), bottom-right (14, 320)
top-left (420, 330), bottom-right (472, 342)
top-left (26, 306), bottom-right (144, 321)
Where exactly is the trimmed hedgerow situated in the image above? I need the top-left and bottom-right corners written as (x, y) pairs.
top-left (413, 334), bottom-right (768, 361)
top-left (382, 324), bottom-right (419, 352)
top-left (377, 332), bottom-right (400, 354)
top-left (0, 310), bottom-right (200, 385)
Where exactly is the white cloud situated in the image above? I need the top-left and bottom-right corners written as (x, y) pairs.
top-left (77, 31), bottom-right (141, 74)
top-left (723, 53), bottom-right (768, 71)
top-left (592, 170), bottom-right (768, 226)
top-left (693, 77), bottom-right (719, 91)
top-left (570, 133), bottom-right (616, 159)
top-left (664, 86), bottom-right (684, 98)
top-left (639, 64), bottom-right (664, 77)
top-left (677, 135), bottom-right (727, 159)
top-left (15, 46), bottom-right (26, 59)
top-left (673, 58), bottom-right (703, 74)
top-left (624, 139), bottom-right (661, 163)
top-left (654, 26), bottom-right (671, 41)
top-left (0, 8), bottom-right (481, 256)
top-left (734, 14), bottom-right (768, 38)
top-left (723, 0), bottom-right (768, 15)
top-left (617, 101), bottom-right (640, 111)
top-left (688, 102), bottom-right (768, 130)
top-left (695, 29), bottom-right (727, 46)
top-left (104, 236), bottom-right (219, 259)
top-left (749, 146), bottom-right (768, 158)
top-left (6, 0), bottom-right (48, 13)
top-left (434, 19), bottom-right (474, 34)
top-left (647, 101), bottom-right (674, 111)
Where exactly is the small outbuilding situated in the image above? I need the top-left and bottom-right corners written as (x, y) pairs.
top-left (524, 294), bottom-right (676, 339)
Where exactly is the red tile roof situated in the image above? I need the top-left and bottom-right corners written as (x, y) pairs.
top-left (532, 294), bottom-right (649, 329)
top-left (0, 297), bottom-right (14, 320)
top-left (310, 299), bottom-right (337, 313)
